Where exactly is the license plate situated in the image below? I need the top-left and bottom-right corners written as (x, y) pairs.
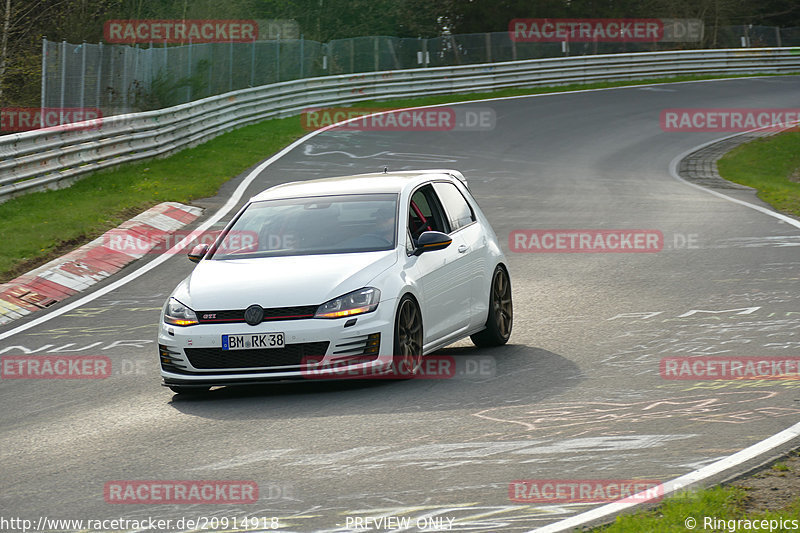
top-left (222, 333), bottom-right (285, 350)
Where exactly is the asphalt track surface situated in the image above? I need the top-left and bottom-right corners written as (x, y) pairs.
top-left (2, 76), bottom-right (800, 532)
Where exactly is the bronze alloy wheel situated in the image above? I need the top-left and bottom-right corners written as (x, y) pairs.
top-left (471, 266), bottom-right (513, 347)
top-left (393, 296), bottom-right (423, 377)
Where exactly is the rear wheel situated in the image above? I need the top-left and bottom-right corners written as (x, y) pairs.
top-left (393, 296), bottom-right (423, 378)
top-left (471, 266), bottom-right (513, 347)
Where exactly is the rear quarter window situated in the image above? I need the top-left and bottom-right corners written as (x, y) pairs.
top-left (433, 181), bottom-right (476, 231)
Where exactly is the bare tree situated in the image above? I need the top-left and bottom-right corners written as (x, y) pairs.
top-left (0, 0), bottom-right (10, 104)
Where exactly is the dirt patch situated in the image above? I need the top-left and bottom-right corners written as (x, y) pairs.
top-left (732, 452), bottom-right (800, 513)
top-left (789, 166), bottom-right (800, 183)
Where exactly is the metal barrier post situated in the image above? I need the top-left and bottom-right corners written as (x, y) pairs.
top-left (79, 41), bottom-right (86, 109)
top-left (349, 38), bottom-right (354, 73)
top-left (96, 41), bottom-right (103, 109)
top-left (40, 37), bottom-right (47, 117)
top-left (250, 38), bottom-right (256, 86)
top-left (59, 40), bottom-right (66, 125)
top-left (187, 38), bottom-right (192, 102)
top-left (121, 45), bottom-right (128, 111)
top-left (300, 35), bottom-right (304, 78)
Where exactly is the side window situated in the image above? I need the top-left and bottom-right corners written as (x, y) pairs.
top-left (408, 185), bottom-right (449, 240)
top-left (433, 182), bottom-right (475, 231)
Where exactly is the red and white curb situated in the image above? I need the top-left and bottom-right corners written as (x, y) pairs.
top-left (0, 202), bottom-right (202, 325)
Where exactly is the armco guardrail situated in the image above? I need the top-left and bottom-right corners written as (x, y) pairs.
top-left (2, 47), bottom-right (799, 202)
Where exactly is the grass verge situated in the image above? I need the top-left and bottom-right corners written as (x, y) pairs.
top-left (594, 452), bottom-right (800, 532)
top-left (0, 72), bottom-right (795, 282)
top-left (717, 131), bottom-right (800, 217)
top-left (0, 117), bottom-right (304, 281)
top-left (600, 486), bottom-right (749, 532)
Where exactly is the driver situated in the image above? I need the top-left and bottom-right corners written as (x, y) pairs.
top-left (373, 204), bottom-right (396, 244)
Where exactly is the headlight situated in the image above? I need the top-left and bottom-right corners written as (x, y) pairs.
top-left (315, 287), bottom-right (381, 319)
top-left (164, 297), bottom-right (199, 326)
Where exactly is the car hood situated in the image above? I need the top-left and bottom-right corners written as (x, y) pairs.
top-left (173, 250), bottom-right (398, 310)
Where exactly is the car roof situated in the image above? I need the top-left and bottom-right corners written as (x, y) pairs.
top-left (250, 169), bottom-right (466, 201)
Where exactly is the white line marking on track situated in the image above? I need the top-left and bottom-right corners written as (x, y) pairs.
top-left (532, 421), bottom-right (800, 532)
top-left (668, 130), bottom-right (800, 230)
top-left (4, 78), bottom-right (800, 533)
top-left (532, 120), bottom-right (800, 533)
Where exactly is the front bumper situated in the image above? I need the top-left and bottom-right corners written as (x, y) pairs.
top-left (158, 299), bottom-right (396, 386)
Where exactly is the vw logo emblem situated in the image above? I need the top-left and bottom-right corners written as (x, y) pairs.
top-left (244, 304), bottom-right (264, 326)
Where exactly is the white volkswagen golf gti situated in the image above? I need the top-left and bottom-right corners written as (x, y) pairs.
top-left (158, 169), bottom-right (512, 393)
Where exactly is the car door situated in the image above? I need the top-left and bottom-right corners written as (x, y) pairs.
top-left (404, 184), bottom-right (472, 346)
top-left (432, 180), bottom-right (488, 331)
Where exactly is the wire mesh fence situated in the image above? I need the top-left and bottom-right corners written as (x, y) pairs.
top-left (36, 25), bottom-right (800, 118)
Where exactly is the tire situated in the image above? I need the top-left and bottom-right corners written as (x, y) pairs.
top-left (168, 385), bottom-right (211, 395)
top-left (471, 266), bottom-right (513, 347)
top-left (392, 295), bottom-right (423, 378)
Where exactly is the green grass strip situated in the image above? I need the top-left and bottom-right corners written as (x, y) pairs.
top-left (601, 486), bottom-right (746, 532)
top-left (0, 72), bottom-right (795, 282)
top-left (717, 131), bottom-right (800, 217)
top-left (0, 117), bottom-right (303, 280)
top-left (596, 485), bottom-right (800, 532)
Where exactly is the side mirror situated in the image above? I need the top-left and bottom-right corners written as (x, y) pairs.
top-left (413, 231), bottom-right (452, 256)
top-left (188, 243), bottom-right (209, 263)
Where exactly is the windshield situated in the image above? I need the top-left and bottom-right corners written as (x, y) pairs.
top-left (209, 193), bottom-right (398, 259)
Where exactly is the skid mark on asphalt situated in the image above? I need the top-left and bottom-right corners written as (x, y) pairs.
top-left (714, 235), bottom-right (800, 248)
top-left (599, 318), bottom-right (800, 369)
top-left (0, 338), bottom-right (153, 354)
top-left (670, 378), bottom-right (800, 391)
top-left (596, 300), bottom-right (800, 373)
top-left (472, 391), bottom-right (799, 436)
top-left (301, 144), bottom-right (459, 163)
top-left (188, 434), bottom-right (692, 479)
top-left (21, 323), bottom-right (157, 339)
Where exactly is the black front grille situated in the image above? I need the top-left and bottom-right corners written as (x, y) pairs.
top-left (196, 306), bottom-right (318, 324)
top-left (185, 342), bottom-right (329, 369)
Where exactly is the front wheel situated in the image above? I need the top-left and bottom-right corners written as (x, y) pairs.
top-left (471, 266), bottom-right (513, 347)
top-left (393, 295), bottom-right (423, 378)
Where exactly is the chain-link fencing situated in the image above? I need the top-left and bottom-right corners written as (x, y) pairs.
top-left (35, 25), bottom-right (800, 119)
